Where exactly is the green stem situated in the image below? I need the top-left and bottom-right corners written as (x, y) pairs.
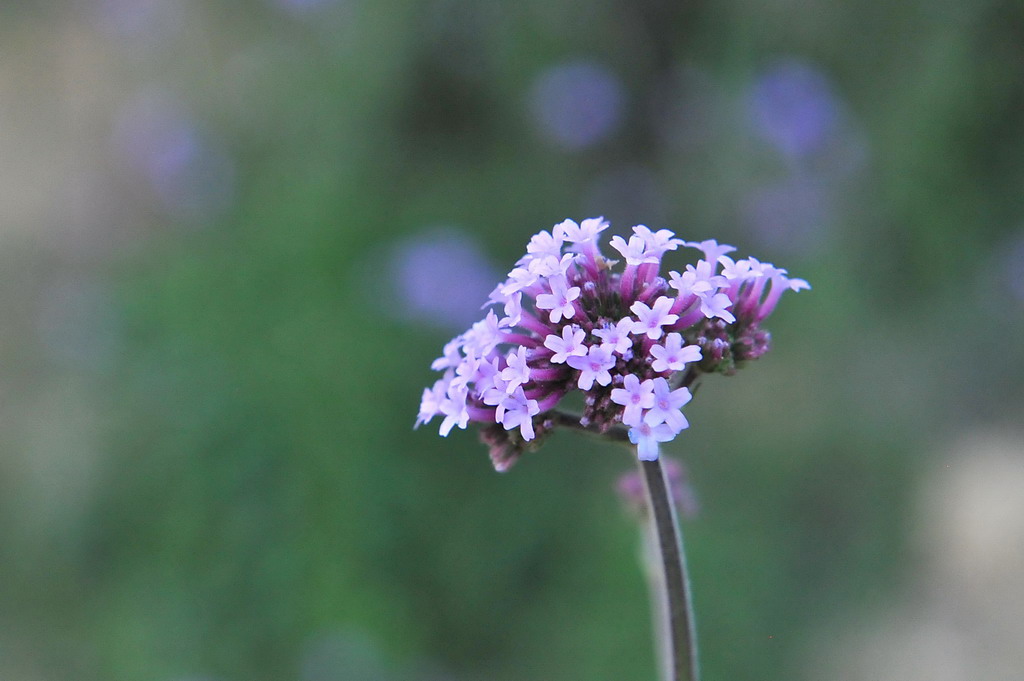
top-left (639, 457), bottom-right (699, 681)
top-left (546, 410), bottom-right (631, 443)
top-left (546, 406), bottom-right (700, 679)
top-left (639, 512), bottom-right (672, 681)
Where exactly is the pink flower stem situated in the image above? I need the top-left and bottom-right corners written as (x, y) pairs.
top-left (503, 333), bottom-right (542, 348)
top-left (529, 366), bottom-right (568, 381)
top-left (621, 265), bottom-right (638, 303)
top-left (517, 312), bottom-right (551, 337)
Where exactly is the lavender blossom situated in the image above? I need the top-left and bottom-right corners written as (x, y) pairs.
top-left (610, 375), bottom-right (655, 427)
top-left (749, 58), bottom-right (839, 159)
top-left (416, 219), bottom-right (809, 468)
top-left (529, 61), bottom-right (625, 151)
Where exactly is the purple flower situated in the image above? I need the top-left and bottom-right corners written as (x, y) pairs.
top-left (499, 387), bottom-right (540, 441)
top-left (650, 333), bottom-right (702, 373)
top-left (531, 253), bottom-right (576, 279)
top-left (431, 337), bottom-right (464, 371)
top-left (527, 229), bottom-right (566, 260)
top-left (684, 239), bottom-right (736, 264)
top-left (718, 256), bottom-right (763, 281)
top-left (610, 235), bottom-right (659, 266)
top-left (610, 375), bottom-right (655, 427)
top-left (645, 378), bottom-right (691, 433)
top-left (544, 325), bottom-right (587, 364)
top-left (555, 217), bottom-right (609, 245)
top-left (499, 347), bottom-right (532, 393)
top-left (466, 310), bottom-right (504, 356)
top-left (633, 225), bottom-right (683, 258)
top-left (482, 374), bottom-right (511, 412)
top-left (567, 344), bottom-right (616, 391)
top-left (535, 275), bottom-right (581, 324)
top-left (629, 422), bottom-right (677, 461)
top-left (593, 317), bottom-right (635, 356)
top-left (630, 297), bottom-right (679, 340)
top-left (415, 377), bottom-right (447, 429)
top-left (416, 218), bottom-right (808, 467)
top-left (698, 292), bottom-right (736, 324)
top-left (438, 382), bottom-right (469, 437)
top-left (501, 292), bottom-right (523, 328)
top-left (669, 260), bottom-right (727, 297)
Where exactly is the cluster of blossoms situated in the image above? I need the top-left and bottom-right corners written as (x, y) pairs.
top-left (416, 218), bottom-right (809, 470)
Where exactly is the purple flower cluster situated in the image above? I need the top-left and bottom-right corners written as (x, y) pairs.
top-left (416, 218), bottom-right (809, 470)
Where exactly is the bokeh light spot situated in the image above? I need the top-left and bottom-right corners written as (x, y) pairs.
top-left (749, 58), bottom-right (840, 159)
top-left (529, 60), bottom-right (625, 151)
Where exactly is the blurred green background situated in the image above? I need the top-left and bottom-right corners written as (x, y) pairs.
top-left (1, 1), bottom-right (1023, 680)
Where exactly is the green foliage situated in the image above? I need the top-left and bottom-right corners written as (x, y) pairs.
top-left (2, 1), bottom-right (1022, 679)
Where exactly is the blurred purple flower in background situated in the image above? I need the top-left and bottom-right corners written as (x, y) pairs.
top-left (529, 60), bottom-right (625, 151)
top-left (112, 90), bottom-right (235, 222)
top-left (617, 457), bottom-right (699, 519)
top-left (737, 58), bottom-right (868, 255)
top-left (748, 58), bottom-right (840, 159)
top-left (388, 228), bottom-right (500, 330)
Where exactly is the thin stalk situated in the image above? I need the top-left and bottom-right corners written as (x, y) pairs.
top-left (546, 410), bottom-right (631, 443)
top-left (639, 511), bottom-right (672, 681)
top-left (639, 457), bottom-right (699, 681)
top-left (546, 405), bottom-right (700, 680)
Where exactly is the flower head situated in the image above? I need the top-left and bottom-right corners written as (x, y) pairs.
top-left (417, 218), bottom-right (808, 469)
